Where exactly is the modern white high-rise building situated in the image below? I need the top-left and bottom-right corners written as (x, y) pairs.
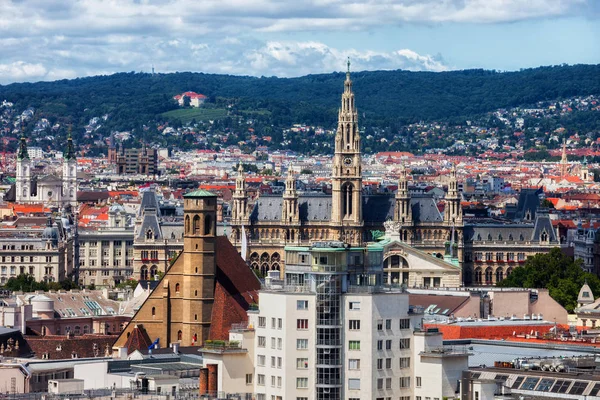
top-left (198, 238), bottom-right (469, 400)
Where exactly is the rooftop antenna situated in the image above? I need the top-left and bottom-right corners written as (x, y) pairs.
top-left (151, 64), bottom-right (155, 76)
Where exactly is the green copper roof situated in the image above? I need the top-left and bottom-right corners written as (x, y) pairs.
top-left (184, 189), bottom-right (217, 198)
top-left (63, 130), bottom-right (76, 160)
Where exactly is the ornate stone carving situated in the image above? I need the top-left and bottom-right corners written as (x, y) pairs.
top-left (384, 220), bottom-right (402, 234)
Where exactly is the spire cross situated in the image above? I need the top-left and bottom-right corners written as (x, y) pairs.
top-left (347, 57), bottom-right (351, 73)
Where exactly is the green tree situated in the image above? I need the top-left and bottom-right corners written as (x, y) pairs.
top-left (497, 248), bottom-right (600, 312)
top-left (540, 199), bottom-right (555, 209)
top-left (117, 279), bottom-right (139, 291)
top-left (3, 274), bottom-right (47, 292)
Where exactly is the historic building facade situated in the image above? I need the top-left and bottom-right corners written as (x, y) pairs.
top-left (0, 215), bottom-right (74, 284)
top-left (78, 204), bottom-right (135, 287)
top-left (228, 69), bottom-right (560, 286)
top-left (229, 67), bottom-right (463, 281)
top-left (14, 132), bottom-right (77, 207)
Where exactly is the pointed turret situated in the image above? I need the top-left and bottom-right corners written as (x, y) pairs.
top-left (15, 126), bottom-right (31, 202)
top-left (232, 163), bottom-right (248, 224)
top-left (444, 163), bottom-right (462, 226)
top-left (395, 163), bottom-right (412, 225)
top-left (331, 58), bottom-right (363, 228)
top-left (63, 127), bottom-right (76, 160)
top-left (282, 167), bottom-right (300, 227)
top-left (17, 130), bottom-right (29, 161)
top-left (559, 139), bottom-right (568, 179)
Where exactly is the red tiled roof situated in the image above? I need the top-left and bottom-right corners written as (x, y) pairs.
top-left (124, 325), bottom-right (152, 354)
top-left (27, 335), bottom-right (118, 359)
top-left (208, 237), bottom-right (261, 340)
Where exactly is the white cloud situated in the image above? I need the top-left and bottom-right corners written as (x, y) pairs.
top-left (0, 62), bottom-right (47, 81)
top-left (0, 0), bottom-right (593, 83)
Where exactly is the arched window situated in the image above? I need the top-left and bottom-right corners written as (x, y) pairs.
top-left (193, 215), bottom-right (200, 234)
top-left (177, 330), bottom-right (182, 341)
top-left (140, 265), bottom-right (148, 281)
top-left (146, 229), bottom-right (153, 240)
top-left (342, 183), bottom-right (354, 217)
top-left (150, 265), bottom-right (158, 279)
top-left (474, 268), bottom-right (482, 284)
top-left (496, 268), bottom-right (504, 283)
top-left (185, 215), bottom-right (190, 233)
top-left (175, 283), bottom-right (180, 292)
top-left (204, 214), bottom-right (212, 235)
top-left (152, 307), bottom-right (156, 317)
top-left (485, 267), bottom-right (493, 285)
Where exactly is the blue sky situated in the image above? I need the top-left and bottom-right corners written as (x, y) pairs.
top-left (0, 0), bottom-right (598, 84)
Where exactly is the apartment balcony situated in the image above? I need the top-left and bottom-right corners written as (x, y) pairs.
top-left (420, 345), bottom-right (472, 358)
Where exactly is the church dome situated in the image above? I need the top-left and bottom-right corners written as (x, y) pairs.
top-left (109, 203), bottom-right (126, 214)
top-left (42, 217), bottom-right (59, 242)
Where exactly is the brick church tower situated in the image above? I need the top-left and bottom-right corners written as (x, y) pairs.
top-left (114, 190), bottom-right (217, 349)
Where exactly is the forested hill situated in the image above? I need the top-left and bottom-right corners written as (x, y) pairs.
top-left (1, 64), bottom-right (599, 127)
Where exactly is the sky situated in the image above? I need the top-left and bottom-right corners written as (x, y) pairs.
top-left (0, 0), bottom-right (599, 84)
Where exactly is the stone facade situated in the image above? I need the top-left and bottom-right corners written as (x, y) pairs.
top-left (14, 132), bottom-right (77, 207)
top-left (229, 68), bottom-right (462, 281)
top-left (114, 190), bottom-right (218, 349)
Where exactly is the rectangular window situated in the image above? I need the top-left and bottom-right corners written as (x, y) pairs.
top-left (258, 317), bottom-right (266, 328)
top-left (348, 378), bottom-right (360, 390)
top-left (399, 377), bottom-right (410, 388)
top-left (348, 359), bottom-right (360, 370)
top-left (257, 355), bottom-right (265, 366)
top-left (278, 318), bottom-right (282, 329)
top-left (257, 374), bottom-right (265, 386)
top-left (377, 340), bottom-right (383, 350)
top-left (399, 319), bottom-right (410, 329)
top-left (416, 377), bottom-right (422, 387)
top-left (297, 358), bottom-right (308, 369)
top-left (399, 357), bottom-right (410, 368)
top-left (297, 300), bottom-right (308, 310)
top-left (377, 378), bottom-right (383, 390)
top-left (277, 357), bottom-right (282, 369)
top-left (277, 338), bottom-right (282, 350)
top-left (349, 301), bottom-right (360, 310)
top-left (377, 359), bottom-right (383, 370)
top-left (385, 319), bottom-right (392, 330)
top-left (271, 356), bottom-right (276, 368)
top-left (271, 337), bottom-right (276, 349)
top-left (377, 320), bottom-right (383, 331)
top-left (385, 339), bottom-right (392, 350)
top-left (297, 319), bottom-right (309, 330)
top-left (385, 358), bottom-right (392, 369)
top-left (399, 338), bottom-right (410, 349)
top-left (258, 336), bottom-right (266, 347)
top-left (277, 376), bottom-right (281, 388)
top-left (271, 376), bottom-right (276, 387)
top-left (385, 377), bottom-right (392, 389)
top-left (297, 339), bottom-right (308, 350)
top-left (245, 374), bottom-right (253, 385)
top-left (349, 340), bottom-right (360, 350)
top-left (349, 320), bottom-right (360, 330)
top-left (271, 318), bottom-right (276, 328)
top-left (296, 378), bottom-right (308, 389)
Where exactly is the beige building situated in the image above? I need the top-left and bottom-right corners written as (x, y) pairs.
top-left (78, 203), bottom-right (134, 287)
top-left (0, 215), bottom-right (74, 284)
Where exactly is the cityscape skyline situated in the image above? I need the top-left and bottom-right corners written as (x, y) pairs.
top-left (0, 0), bottom-right (599, 84)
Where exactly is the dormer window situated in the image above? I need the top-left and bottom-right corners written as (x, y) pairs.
top-left (541, 231), bottom-right (548, 242)
top-left (146, 229), bottom-right (153, 240)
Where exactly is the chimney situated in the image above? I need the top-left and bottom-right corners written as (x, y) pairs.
top-left (171, 342), bottom-right (180, 354)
